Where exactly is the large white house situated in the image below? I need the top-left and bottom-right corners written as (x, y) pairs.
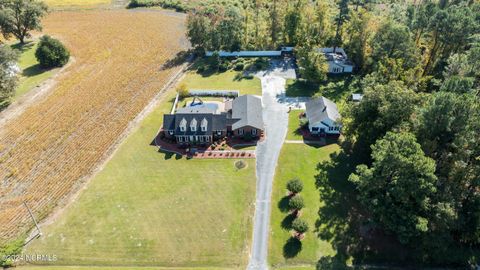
top-left (318, 47), bottom-right (354, 74)
top-left (305, 97), bottom-right (342, 135)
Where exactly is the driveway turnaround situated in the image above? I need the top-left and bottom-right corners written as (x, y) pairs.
top-left (247, 75), bottom-right (289, 270)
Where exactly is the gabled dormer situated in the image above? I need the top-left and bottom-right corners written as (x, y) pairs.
top-left (201, 118), bottom-right (208, 132)
top-left (179, 118), bottom-right (187, 132)
top-left (190, 118), bottom-right (197, 132)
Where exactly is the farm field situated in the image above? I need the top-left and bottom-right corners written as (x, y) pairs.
top-left (25, 87), bottom-right (256, 267)
top-left (44, 0), bottom-right (111, 8)
top-left (0, 10), bottom-right (187, 244)
top-left (11, 42), bottom-right (57, 100)
top-left (269, 143), bottom-right (340, 268)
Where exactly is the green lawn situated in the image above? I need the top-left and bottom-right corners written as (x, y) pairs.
top-left (25, 89), bottom-right (257, 267)
top-left (269, 143), bottom-right (340, 269)
top-left (285, 77), bottom-right (355, 104)
top-left (18, 267), bottom-right (231, 270)
top-left (11, 42), bottom-right (56, 100)
top-left (286, 111), bottom-right (305, 141)
top-left (182, 69), bottom-right (262, 96)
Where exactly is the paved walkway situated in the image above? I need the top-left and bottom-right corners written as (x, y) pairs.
top-left (247, 75), bottom-right (289, 270)
top-left (285, 139), bottom-right (325, 145)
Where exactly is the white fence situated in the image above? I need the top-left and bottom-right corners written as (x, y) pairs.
top-left (206, 51), bottom-right (282, 57)
top-left (188, 89), bottom-right (239, 97)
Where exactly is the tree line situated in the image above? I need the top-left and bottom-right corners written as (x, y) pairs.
top-left (316, 0), bottom-right (479, 265)
top-left (186, 0), bottom-right (479, 87)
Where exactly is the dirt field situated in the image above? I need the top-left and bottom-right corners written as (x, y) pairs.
top-left (0, 9), bottom-right (187, 244)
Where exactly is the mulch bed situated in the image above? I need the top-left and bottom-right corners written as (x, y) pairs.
top-left (155, 133), bottom-right (260, 159)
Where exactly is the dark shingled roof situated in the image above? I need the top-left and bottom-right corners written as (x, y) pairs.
top-left (163, 113), bottom-right (228, 135)
top-left (163, 114), bottom-right (176, 130)
top-left (231, 95), bottom-right (264, 130)
top-left (305, 97), bottom-right (340, 124)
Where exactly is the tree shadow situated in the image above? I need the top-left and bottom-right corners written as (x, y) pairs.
top-left (283, 237), bottom-right (302, 259)
top-left (315, 142), bottom-right (410, 266)
top-left (22, 64), bottom-right (50, 77)
top-left (277, 196), bottom-right (291, 213)
top-left (11, 41), bottom-right (35, 53)
top-left (160, 50), bottom-right (192, 71)
top-left (281, 213), bottom-right (296, 230)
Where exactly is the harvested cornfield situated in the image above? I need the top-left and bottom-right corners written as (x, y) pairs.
top-left (0, 9), bottom-right (187, 244)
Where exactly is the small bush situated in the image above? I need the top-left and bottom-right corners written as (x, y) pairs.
top-left (243, 74), bottom-right (254, 80)
top-left (234, 63), bottom-right (244, 71)
top-left (299, 117), bottom-right (309, 129)
top-left (235, 160), bottom-right (247, 170)
top-left (254, 58), bottom-right (269, 70)
top-left (243, 133), bottom-right (253, 141)
top-left (35, 35), bottom-right (70, 68)
top-left (218, 62), bottom-right (229, 72)
top-left (286, 178), bottom-right (303, 194)
top-left (292, 218), bottom-right (309, 234)
top-left (197, 66), bottom-right (206, 73)
top-left (289, 195), bottom-right (305, 210)
top-left (176, 83), bottom-right (189, 99)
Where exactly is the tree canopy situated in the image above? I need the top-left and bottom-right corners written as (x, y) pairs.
top-left (0, 45), bottom-right (19, 106)
top-left (0, 0), bottom-right (48, 44)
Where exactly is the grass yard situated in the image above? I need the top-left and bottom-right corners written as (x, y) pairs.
top-left (269, 143), bottom-right (340, 268)
top-left (183, 69), bottom-right (262, 96)
top-left (286, 111), bottom-right (304, 141)
top-left (25, 89), bottom-right (256, 267)
top-left (11, 42), bottom-right (56, 100)
top-left (285, 77), bottom-right (356, 104)
top-left (18, 267), bottom-right (232, 270)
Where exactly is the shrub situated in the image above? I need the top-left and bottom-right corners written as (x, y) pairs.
top-left (218, 62), bottom-right (229, 72)
top-left (235, 160), bottom-right (247, 170)
top-left (243, 74), bottom-right (254, 80)
top-left (292, 218), bottom-right (309, 234)
top-left (286, 178), bottom-right (303, 194)
top-left (35, 35), bottom-right (70, 68)
top-left (254, 58), bottom-right (269, 70)
top-left (289, 195), bottom-right (305, 211)
top-left (176, 83), bottom-right (189, 99)
top-left (197, 65), bottom-right (205, 73)
top-left (234, 62), bottom-right (244, 71)
top-left (299, 117), bottom-right (309, 129)
top-left (243, 133), bottom-right (253, 141)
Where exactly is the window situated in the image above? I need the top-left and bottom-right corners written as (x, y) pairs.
top-left (252, 129), bottom-right (257, 135)
top-left (180, 126), bottom-right (186, 132)
top-left (199, 136), bottom-right (203, 142)
top-left (191, 126), bottom-right (196, 132)
top-left (206, 136), bottom-right (210, 142)
top-left (178, 136), bottom-right (183, 142)
top-left (239, 129), bottom-right (244, 135)
top-left (329, 126), bottom-right (333, 131)
top-left (312, 127), bottom-right (319, 131)
top-left (201, 126), bottom-right (207, 132)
